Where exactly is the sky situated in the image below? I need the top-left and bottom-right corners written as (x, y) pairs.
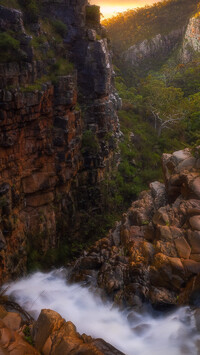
top-left (90, 0), bottom-right (163, 19)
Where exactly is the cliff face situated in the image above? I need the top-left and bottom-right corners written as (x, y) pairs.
top-left (181, 13), bottom-right (200, 62)
top-left (122, 27), bottom-right (185, 69)
top-left (123, 12), bottom-right (200, 70)
top-left (0, 1), bottom-right (121, 283)
top-left (71, 147), bottom-right (200, 310)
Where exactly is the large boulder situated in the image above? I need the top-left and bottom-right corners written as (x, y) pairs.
top-left (32, 309), bottom-right (125, 355)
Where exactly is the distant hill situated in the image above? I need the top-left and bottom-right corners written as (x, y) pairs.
top-left (103, 0), bottom-right (199, 54)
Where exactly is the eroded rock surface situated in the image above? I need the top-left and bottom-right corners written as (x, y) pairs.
top-left (0, 1), bottom-right (121, 283)
top-left (123, 27), bottom-right (185, 69)
top-left (70, 148), bottom-right (200, 309)
top-left (181, 13), bottom-right (200, 62)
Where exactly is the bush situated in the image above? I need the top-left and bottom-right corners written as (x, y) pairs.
top-left (51, 19), bottom-right (67, 37)
top-left (0, 32), bottom-right (19, 51)
top-left (0, 0), bottom-right (20, 8)
top-left (86, 5), bottom-right (100, 26)
top-left (18, 0), bottom-right (39, 23)
top-left (81, 130), bottom-right (99, 154)
top-left (51, 58), bottom-right (74, 78)
top-left (0, 32), bottom-right (20, 62)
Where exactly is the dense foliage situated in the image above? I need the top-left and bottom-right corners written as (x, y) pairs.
top-left (103, 0), bottom-right (199, 54)
top-left (103, 57), bottom-right (200, 218)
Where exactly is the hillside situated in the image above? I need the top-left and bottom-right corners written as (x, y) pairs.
top-left (94, 1), bottom-right (200, 227)
top-left (103, 0), bottom-right (199, 54)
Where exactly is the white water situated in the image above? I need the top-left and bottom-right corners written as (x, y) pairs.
top-left (4, 269), bottom-right (200, 355)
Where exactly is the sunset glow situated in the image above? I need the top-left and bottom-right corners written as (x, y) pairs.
top-left (90, 0), bottom-right (163, 19)
top-left (100, 5), bottom-right (133, 19)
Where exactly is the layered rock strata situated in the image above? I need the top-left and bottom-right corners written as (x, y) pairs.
top-left (71, 148), bottom-right (200, 309)
top-left (0, 2), bottom-right (120, 283)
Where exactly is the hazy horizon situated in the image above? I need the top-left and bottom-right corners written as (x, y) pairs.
top-left (90, 0), bottom-right (163, 19)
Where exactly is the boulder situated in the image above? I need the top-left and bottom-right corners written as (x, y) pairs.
top-left (174, 236), bottom-right (191, 259)
top-left (32, 309), bottom-right (65, 351)
top-left (189, 215), bottom-right (200, 230)
top-left (2, 313), bottom-right (22, 331)
top-left (187, 230), bottom-right (200, 254)
top-left (32, 309), bottom-right (125, 355)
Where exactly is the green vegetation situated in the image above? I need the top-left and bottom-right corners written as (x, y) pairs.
top-left (30, 35), bottom-right (47, 50)
top-left (86, 5), bottom-right (100, 26)
top-left (81, 130), bottom-right (100, 154)
top-left (23, 326), bottom-right (34, 346)
top-left (0, 0), bottom-right (20, 8)
top-left (0, 31), bottom-right (20, 62)
top-left (51, 19), bottom-right (67, 37)
top-left (20, 75), bottom-right (48, 92)
top-left (0, 196), bottom-right (8, 208)
top-left (51, 58), bottom-right (74, 77)
top-left (18, 0), bottom-right (39, 23)
top-left (103, 0), bottom-right (199, 54)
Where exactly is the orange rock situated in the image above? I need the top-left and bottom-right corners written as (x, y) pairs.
top-left (2, 313), bottom-right (22, 331)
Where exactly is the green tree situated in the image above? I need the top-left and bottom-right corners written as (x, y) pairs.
top-left (142, 76), bottom-right (185, 136)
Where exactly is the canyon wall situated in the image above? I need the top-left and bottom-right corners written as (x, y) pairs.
top-left (181, 13), bottom-right (200, 62)
top-left (0, 1), bottom-right (121, 282)
top-left (123, 11), bottom-right (200, 69)
top-left (123, 27), bottom-right (185, 69)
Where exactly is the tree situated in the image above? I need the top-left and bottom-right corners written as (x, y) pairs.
top-left (142, 76), bottom-right (185, 136)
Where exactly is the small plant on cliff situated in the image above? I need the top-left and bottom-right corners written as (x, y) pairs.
top-left (51, 19), bottom-right (67, 37)
top-left (50, 58), bottom-right (74, 82)
top-left (81, 130), bottom-right (100, 154)
top-left (0, 32), bottom-right (20, 62)
top-left (18, 0), bottom-right (39, 23)
top-left (86, 5), bottom-right (100, 26)
top-left (0, 0), bottom-right (20, 8)
top-left (23, 325), bottom-right (34, 346)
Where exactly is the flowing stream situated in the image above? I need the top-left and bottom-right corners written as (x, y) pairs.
top-left (4, 269), bottom-right (200, 355)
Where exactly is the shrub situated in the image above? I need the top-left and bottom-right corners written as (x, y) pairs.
top-left (51, 58), bottom-right (74, 77)
top-left (18, 0), bottom-right (39, 23)
top-left (51, 19), bottom-right (67, 37)
top-left (23, 326), bottom-right (34, 346)
top-left (0, 32), bottom-right (20, 62)
top-left (81, 130), bottom-right (99, 154)
top-left (31, 35), bottom-right (47, 49)
top-left (86, 5), bottom-right (100, 26)
top-left (0, 32), bottom-right (19, 51)
top-left (0, 0), bottom-right (20, 8)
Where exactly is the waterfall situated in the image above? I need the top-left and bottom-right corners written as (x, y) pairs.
top-left (4, 269), bottom-right (200, 355)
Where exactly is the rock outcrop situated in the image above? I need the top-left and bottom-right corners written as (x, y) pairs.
top-left (0, 306), bottom-right (39, 355)
top-left (0, 306), bottom-right (124, 355)
top-left (70, 147), bottom-right (200, 309)
top-left (123, 27), bottom-right (185, 69)
top-left (0, 2), bottom-right (121, 282)
top-left (181, 12), bottom-right (200, 62)
top-left (32, 308), bottom-right (124, 355)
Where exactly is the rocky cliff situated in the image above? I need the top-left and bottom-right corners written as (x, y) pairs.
top-left (123, 27), bottom-right (185, 69)
top-left (122, 10), bottom-right (200, 70)
top-left (181, 12), bottom-right (200, 62)
top-left (71, 147), bottom-right (200, 310)
top-left (0, 1), bottom-right (121, 283)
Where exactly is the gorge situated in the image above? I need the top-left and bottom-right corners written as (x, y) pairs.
top-left (0, 0), bottom-right (200, 354)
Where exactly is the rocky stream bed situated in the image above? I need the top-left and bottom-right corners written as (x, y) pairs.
top-left (0, 147), bottom-right (200, 354)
